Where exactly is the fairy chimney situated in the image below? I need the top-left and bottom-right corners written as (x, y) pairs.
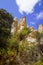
top-left (18, 16), bottom-right (27, 31)
top-left (11, 17), bottom-right (18, 34)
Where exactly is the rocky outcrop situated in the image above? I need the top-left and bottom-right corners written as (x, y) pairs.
top-left (18, 16), bottom-right (27, 31)
top-left (11, 17), bottom-right (18, 34)
top-left (38, 24), bottom-right (43, 33)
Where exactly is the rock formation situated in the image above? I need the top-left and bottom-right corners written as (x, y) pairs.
top-left (38, 24), bottom-right (43, 33)
top-left (11, 16), bottom-right (27, 34)
top-left (18, 16), bottom-right (27, 31)
top-left (11, 17), bottom-right (18, 34)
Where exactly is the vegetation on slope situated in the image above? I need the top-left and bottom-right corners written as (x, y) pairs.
top-left (0, 9), bottom-right (43, 65)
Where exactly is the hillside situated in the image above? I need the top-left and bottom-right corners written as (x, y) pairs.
top-left (0, 9), bottom-right (43, 65)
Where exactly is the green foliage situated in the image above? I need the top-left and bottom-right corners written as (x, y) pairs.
top-left (0, 9), bottom-right (13, 38)
top-left (40, 32), bottom-right (43, 38)
top-left (35, 31), bottom-right (40, 39)
top-left (20, 27), bottom-right (31, 36)
top-left (35, 31), bottom-right (43, 42)
top-left (14, 27), bottom-right (31, 41)
top-left (0, 9), bottom-right (43, 65)
top-left (8, 36), bottom-right (19, 55)
top-left (35, 31), bottom-right (41, 43)
top-left (0, 9), bottom-right (13, 54)
top-left (19, 40), bottom-right (28, 52)
top-left (0, 9), bottom-right (13, 25)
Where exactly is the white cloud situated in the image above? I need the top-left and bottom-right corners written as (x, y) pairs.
top-left (16, 0), bottom-right (40, 14)
top-left (36, 12), bottom-right (43, 19)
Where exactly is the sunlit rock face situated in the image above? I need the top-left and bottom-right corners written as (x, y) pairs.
top-left (26, 36), bottom-right (36, 43)
top-left (11, 26), bottom-right (16, 34)
top-left (18, 16), bottom-right (27, 31)
top-left (11, 16), bottom-right (27, 34)
top-left (20, 26), bottom-right (24, 30)
top-left (11, 17), bottom-right (18, 34)
top-left (18, 26), bottom-right (24, 32)
top-left (38, 24), bottom-right (43, 33)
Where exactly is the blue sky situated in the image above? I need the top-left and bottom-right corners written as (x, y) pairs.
top-left (0, 0), bottom-right (43, 29)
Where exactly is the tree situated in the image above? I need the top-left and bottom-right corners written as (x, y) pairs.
top-left (8, 36), bottom-right (19, 56)
top-left (35, 31), bottom-right (43, 56)
top-left (0, 9), bottom-right (13, 52)
top-left (15, 27), bottom-right (31, 41)
top-left (35, 31), bottom-right (41, 44)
